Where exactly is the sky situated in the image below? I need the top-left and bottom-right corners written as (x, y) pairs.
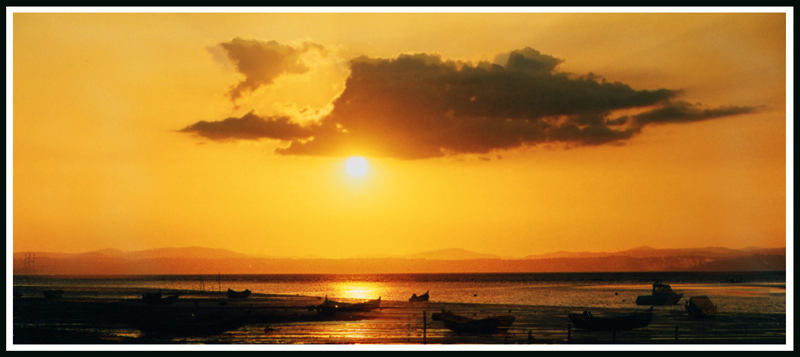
top-left (8, 8), bottom-right (792, 259)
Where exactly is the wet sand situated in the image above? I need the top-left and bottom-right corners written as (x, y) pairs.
top-left (11, 286), bottom-right (786, 346)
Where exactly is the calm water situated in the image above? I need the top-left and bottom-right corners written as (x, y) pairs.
top-left (13, 271), bottom-right (786, 314)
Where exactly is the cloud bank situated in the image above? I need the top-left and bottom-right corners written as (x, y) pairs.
top-left (181, 44), bottom-right (757, 159)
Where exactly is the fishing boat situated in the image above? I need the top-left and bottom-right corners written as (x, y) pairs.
top-left (409, 290), bottom-right (430, 302)
top-left (685, 296), bottom-right (717, 318)
top-left (227, 288), bottom-right (251, 299)
top-left (42, 290), bottom-right (64, 299)
top-left (635, 280), bottom-right (684, 305)
top-left (315, 296), bottom-right (381, 315)
top-left (132, 309), bottom-right (250, 336)
top-left (433, 309), bottom-right (515, 334)
top-left (142, 290), bottom-right (180, 305)
top-left (568, 307), bottom-right (654, 331)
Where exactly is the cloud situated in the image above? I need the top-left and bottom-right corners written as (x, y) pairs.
top-left (179, 111), bottom-right (315, 141)
top-left (632, 101), bottom-right (758, 125)
top-left (220, 38), bottom-right (326, 102)
top-left (182, 45), bottom-right (758, 159)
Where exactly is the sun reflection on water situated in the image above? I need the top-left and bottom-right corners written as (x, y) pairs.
top-left (328, 282), bottom-right (388, 301)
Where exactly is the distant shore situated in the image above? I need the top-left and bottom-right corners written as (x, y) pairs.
top-left (11, 285), bottom-right (787, 346)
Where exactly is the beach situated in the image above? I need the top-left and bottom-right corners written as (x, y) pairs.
top-left (11, 285), bottom-right (787, 347)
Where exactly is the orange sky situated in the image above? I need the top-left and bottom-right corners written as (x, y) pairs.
top-left (9, 9), bottom-right (791, 259)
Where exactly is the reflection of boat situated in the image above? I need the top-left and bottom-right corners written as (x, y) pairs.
top-left (433, 309), bottom-right (515, 334)
top-left (635, 280), bottom-right (684, 305)
top-left (142, 290), bottom-right (180, 305)
top-left (43, 290), bottom-right (64, 299)
top-left (569, 307), bottom-right (654, 331)
top-left (315, 296), bottom-right (381, 315)
top-left (227, 288), bottom-right (251, 299)
top-left (409, 290), bottom-right (429, 302)
top-left (133, 309), bottom-right (250, 336)
top-left (685, 296), bottom-right (717, 318)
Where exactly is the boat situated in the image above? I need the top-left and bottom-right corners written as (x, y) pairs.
top-left (227, 288), bottom-right (251, 299)
top-left (315, 296), bottom-right (381, 315)
top-left (42, 290), bottom-right (64, 299)
top-left (433, 309), bottom-right (515, 334)
top-left (409, 290), bottom-right (430, 302)
top-left (685, 296), bottom-right (717, 318)
top-left (132, 309), bottom-right (250, 336)
top-left (568, 307), bottom-right (654, 331)
top-left (635, 280), bottom-right (684, 305)
top-left (142, 290), bottom-right (180, 305)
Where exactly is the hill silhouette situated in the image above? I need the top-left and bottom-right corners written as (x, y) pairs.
top-left (12, 246), bottom-right (785, 275)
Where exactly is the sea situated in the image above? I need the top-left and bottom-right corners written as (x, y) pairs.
top-left (12, 271), bottom-right (787, 315)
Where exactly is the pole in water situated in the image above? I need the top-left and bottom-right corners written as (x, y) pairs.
top-left (675, 325), bottom-right (679, 342)
top-left (567, 325), bottom-right (571, 344)
top-left (423, 311), bottom-right (427, 345)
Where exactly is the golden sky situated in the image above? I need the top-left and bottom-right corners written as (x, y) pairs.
top-left (10, 9), bottom-right (790, 259)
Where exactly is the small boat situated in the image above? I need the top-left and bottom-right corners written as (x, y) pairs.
top-left (569, 307), bottom-right (654, 331)
top-left (685, 296), bottom-right (717, 318)
top-left (315, 296), bottom-right (381, 315)
top-left (635, 280), bottom-right (684, 305)
top-left (142, 290), bottom-right (180, 305)
top-left (42, 290), bottom-right (64, 299)
top-left (132, 309), bottom-right (250, 336)
top-left (227, 288), bottom-right (251, 299)
top-left (433, 309), bottom-right (515, 334)
top-left (409, 290), bottom-right (430, 302)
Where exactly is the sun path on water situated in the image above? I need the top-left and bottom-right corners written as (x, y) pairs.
top-left (345, 156), bottom-right (369, 178)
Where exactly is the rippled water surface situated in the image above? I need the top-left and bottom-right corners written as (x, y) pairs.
top-left (14, 271), bottom-right (786, 314)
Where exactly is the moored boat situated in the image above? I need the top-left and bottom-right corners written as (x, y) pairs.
top-left (142, 290), bottom-right (180, 305)
top-left (685, 296), bottom-right (717, 318)
top-left (635, 280), bottom-right (684, 305)
top-left (433, 309), bottom-right (515, 334)
top-left (227, 288), bottom-right (251, 299)
top-left (315, 296), bottom-right (381, 315)
top-left (409, 290), bottom-right (430, 302)
top-left (568, 307), bottom-right (654, 331)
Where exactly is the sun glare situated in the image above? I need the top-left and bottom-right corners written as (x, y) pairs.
top-left (345, 156), bottom-right (369, 178)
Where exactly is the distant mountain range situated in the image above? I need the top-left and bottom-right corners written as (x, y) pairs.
top-left (12, 246), bottom-right (786, 275)
top-left (519, 245), bottom-right (787, 260)
top-left (351, 248), bottom-right (503, 260)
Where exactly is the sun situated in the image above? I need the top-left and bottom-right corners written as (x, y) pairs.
top-left (345, 156), bottom-right (369, 178)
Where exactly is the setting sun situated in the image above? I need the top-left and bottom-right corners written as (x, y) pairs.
top-left (8, 9), bottom-right (789, 348)
top-left (345, 156), bottom-right (369, 178)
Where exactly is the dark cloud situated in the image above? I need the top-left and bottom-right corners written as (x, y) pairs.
top-left (220, 38), bottom-right (326, 102)
top-left (179, 111), bottom-right (315, 141)
top-left (181, 45), bottom-right (758, 159)
top-left (633, 100), bottom-right (758, 125)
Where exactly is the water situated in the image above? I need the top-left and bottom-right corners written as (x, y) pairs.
top-left (13, 271), bottom-right (786, 314)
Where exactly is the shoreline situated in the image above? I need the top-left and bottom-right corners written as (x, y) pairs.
top-left (10, 285), bottom-right (787, 346)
